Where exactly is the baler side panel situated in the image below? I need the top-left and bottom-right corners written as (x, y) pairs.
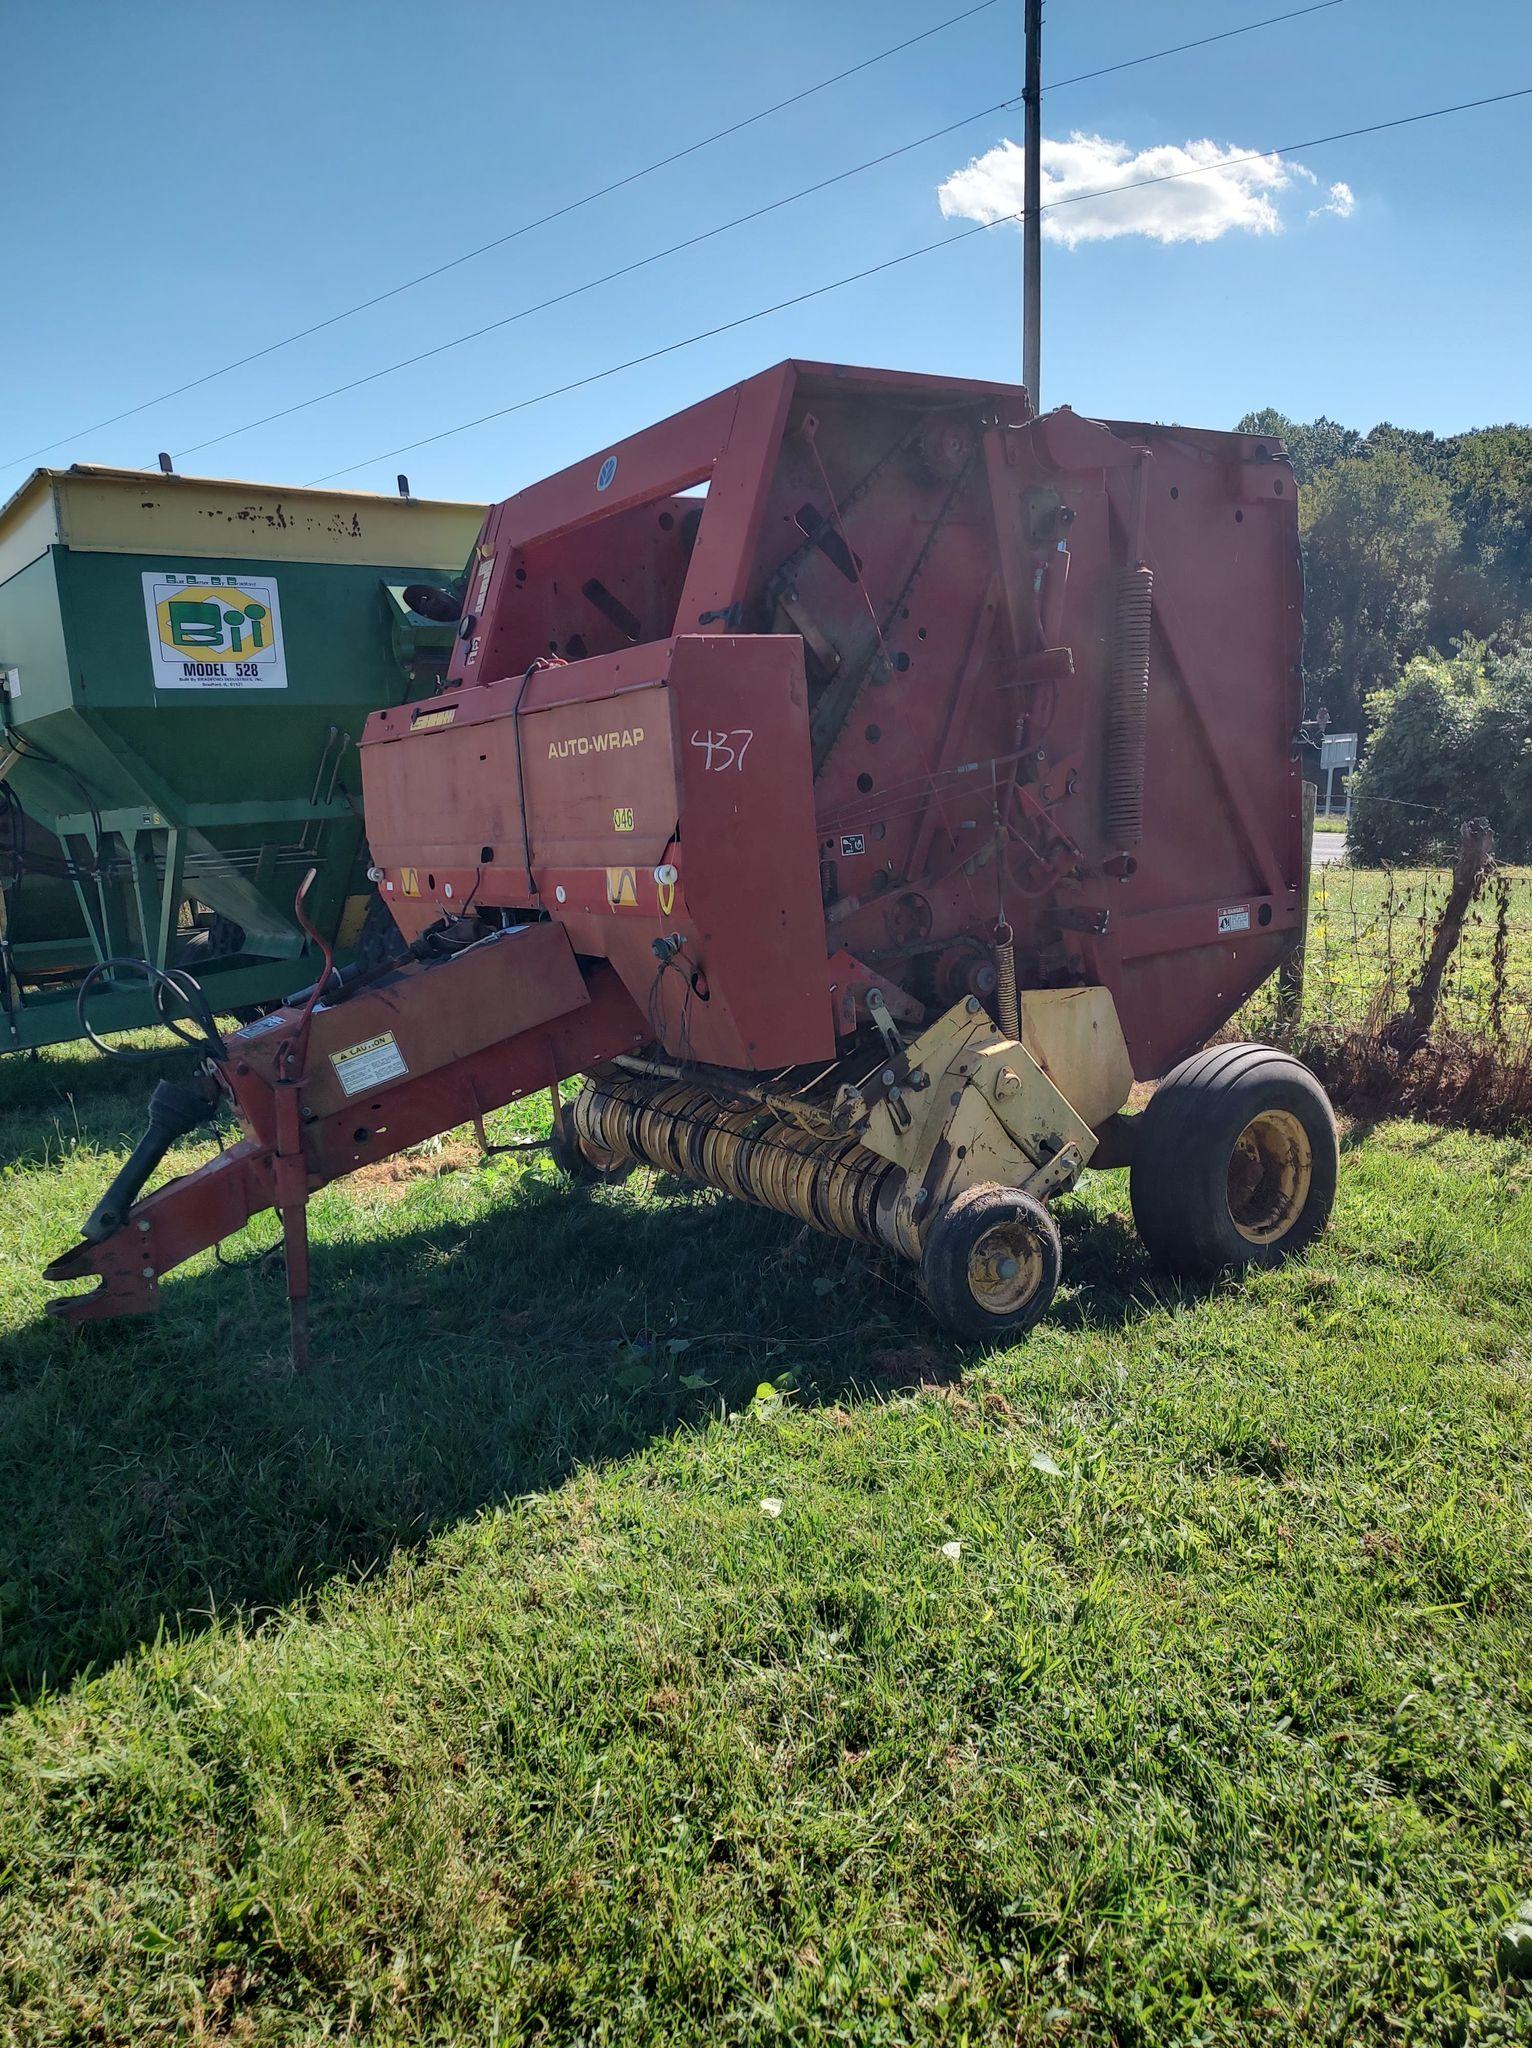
top-left (662, 633), bottom-right (832, 1067)
top-left (1093, 430), bottom-right (1305, 1075)
top-left (532, 636), bottom-right (832, 1070)
top-left (360, 635), bottom-right (834, 1070)
top-left (520, 679), bottom-right (678, 872)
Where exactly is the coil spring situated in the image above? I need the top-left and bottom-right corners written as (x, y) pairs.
top-left (1103, 563), bottom-right (1154, 848)
top-left (993, 923), bottom-right (1019, 1040)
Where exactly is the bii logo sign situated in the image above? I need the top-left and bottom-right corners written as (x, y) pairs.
top-left (141, 571), bottom-right (288, 689)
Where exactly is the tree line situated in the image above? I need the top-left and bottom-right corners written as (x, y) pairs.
top-left (1237, 408), bottom-right (1532, 860)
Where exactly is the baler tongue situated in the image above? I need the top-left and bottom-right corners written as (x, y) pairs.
top-left (46, 923), bottom-right (646, 1355)
top-left (47, 359), bottom-right (1331, 1347)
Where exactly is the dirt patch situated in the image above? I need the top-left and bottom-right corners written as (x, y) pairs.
top-left (869, 1344), bottom-right (962, 1390)
top-left (351, 1137), bottom-right (482, 1198)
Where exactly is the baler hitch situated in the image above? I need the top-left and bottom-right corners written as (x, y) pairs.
top-left (45, 923), bottom-right (648, 1361)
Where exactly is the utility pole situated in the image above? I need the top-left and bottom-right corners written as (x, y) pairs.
top-left (1022, 0), bottom-right (1042, 408)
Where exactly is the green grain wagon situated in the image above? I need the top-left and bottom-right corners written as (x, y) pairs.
top-left (0, 465), bottom-right (482, 1051)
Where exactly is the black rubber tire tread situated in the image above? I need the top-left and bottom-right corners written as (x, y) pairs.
top-left (175, 912), bottom-right (245, 967)
top-left (354, 890), bottom-right (409, 976)
top-left (919, 1182), bottom-right (1063, 1345)
top-left (1129, 1041), bottom-right (1338, 1279)
top-left (548, 1121), bottom-right (635, 1187)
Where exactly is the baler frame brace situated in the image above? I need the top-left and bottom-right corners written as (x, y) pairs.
top-left (45, 921), bottom-right (650, 1353)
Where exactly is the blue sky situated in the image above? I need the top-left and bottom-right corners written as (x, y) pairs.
top-left (3, 0), bottom-right (1528, 508)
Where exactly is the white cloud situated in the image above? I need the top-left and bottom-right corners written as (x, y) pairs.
top-left (1310, 180), bottom-right (1356, 221)
top-left (937, 131), bottom-right (1348, 248)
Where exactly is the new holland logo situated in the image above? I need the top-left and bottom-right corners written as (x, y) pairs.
top-left (547, 725), bottom-right (645, 760)
top-left (141, 571), bottom-right (287, 690)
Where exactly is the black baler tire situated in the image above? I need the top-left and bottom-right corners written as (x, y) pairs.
top-left (919, 1183), bottom-right (1062, 1344)
top-left (1129, 1042), bottom-right (1338, 1279)
top-left (354, 889), bottom-right (408, 976)
top-left (548, 1121), bottom-right (634, 1187)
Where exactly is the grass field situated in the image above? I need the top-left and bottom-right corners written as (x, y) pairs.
top-left (2, 1015), bottom-right (1531, 2043)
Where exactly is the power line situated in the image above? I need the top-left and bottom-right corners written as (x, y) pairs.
top-left (4, 0), bottom-right (1343, 477)
top-left (164, 0), bottom-right (1346, 466)
top-left (306, 83), bottom-right (1532, 486)
top-left (173, 104), bottom-right (1021, 463)
top-left (0, 1), bottom-right (998, 474)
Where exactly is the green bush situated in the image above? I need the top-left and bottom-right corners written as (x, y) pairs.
top-left (1349, 640), bottom-right (1532, 862)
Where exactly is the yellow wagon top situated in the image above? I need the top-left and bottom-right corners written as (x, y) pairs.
top-left (0, 464), bottom-right (484, 587)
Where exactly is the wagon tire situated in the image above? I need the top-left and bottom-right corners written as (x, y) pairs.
top-left (175, 912), bottom-right (245, 967)
top-left (920, 1183), bottom-right (1062, 1344)
top-left (354, 889), bottom-right (408, 976)
top-left (1129, 1042), bottom-right (1337, 1279)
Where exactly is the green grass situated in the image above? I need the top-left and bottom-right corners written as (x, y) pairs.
top-left (1, 1041), bottom-right (1530, 2043)
top-left (1312, 811), bottom-right (1348, 834)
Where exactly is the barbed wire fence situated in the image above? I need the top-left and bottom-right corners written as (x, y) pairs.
top-left (1237, 844), bottom-right (1532, 1132)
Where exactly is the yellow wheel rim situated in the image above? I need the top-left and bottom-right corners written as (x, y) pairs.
top-left (966, 1218), bottom-right (1047, 1316)
top-left (1227, 1108), bottom-right (1313, 1245)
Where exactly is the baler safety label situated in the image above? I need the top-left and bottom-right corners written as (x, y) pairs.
top-left (410, 705), bottom-right (457, 731)
top-left (141, 571), bottom-right (287, 690)
top-left (1218, 904), bottom-right (1252, 934)
top-left (330, 1031), bottom-right (409, 1096)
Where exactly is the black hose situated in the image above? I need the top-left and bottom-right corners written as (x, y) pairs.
top-left (75, 956), bottom-right (228, 1062)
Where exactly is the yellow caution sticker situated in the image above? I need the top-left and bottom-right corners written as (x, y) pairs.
top-left (410, 704), bottom-right (457, 731)
top-left (401, 866), bottom-right (420, 897)
top-left (330, 1031), bottom-right (409, 1097)
top-left (606, 865), bottom-right (640, 909)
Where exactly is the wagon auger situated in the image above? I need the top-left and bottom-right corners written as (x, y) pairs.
top-left (48, 361), bottom-right (1338, 1348)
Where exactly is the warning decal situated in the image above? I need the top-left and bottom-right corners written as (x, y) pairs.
top-left (330, 1031), bottom-right (409, 1097)
top-left (1217, 904), bottom-right (1252, 935)
top-left (606, 865), bottom-right (640, 908)
top-left (411, 704), bottom-right (457, 731)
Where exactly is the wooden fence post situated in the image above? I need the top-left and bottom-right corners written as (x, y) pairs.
top-left (1276, 781), bottom-right (1317, 1037)
top-left (1384, 816), bottom-right (1496, 1054)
